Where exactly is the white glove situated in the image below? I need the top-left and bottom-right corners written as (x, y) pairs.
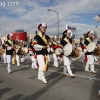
top-left (7, 46), bottom-right (12, 50)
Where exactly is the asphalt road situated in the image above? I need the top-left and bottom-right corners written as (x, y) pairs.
top-left (0, 55), bottom-right (100, 100)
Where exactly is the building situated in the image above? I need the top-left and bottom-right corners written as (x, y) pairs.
top-left (12, 30), bottom-right (27, 41)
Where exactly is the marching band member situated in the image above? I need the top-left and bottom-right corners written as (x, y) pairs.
top-left (61, 30), bottom-right (75, 78)
top-left (69, 39), bottom-right (75, 66)
top-left (33, 23), bottom-right (51, 84)
top-left (28, 40), bottom-right (38, 70)
top-left (47, 47), bottom-right (51, 63)
top-left (2, 40), bottom-right (7, 64)
top-left (92, 35), bottom-right (98, 62)
top-left (79, 37), bottom-right (85, 63)
top-left (5, 33), bottom-right (15, 74)
top-left (84, 31), bottom-right (96, 73)
top-left (52, 36), bottom-right (59, 67)
top-left (15, 41), bottom-right (22, 67)
top-left (20, 40), bottom-right (25, 63)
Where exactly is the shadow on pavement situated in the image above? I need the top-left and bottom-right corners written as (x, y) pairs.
top-left (7, 94), bottom-right (23, 100)
top-left (0, 80), bottom-right (4, 84)
top-left (0, 88), bottom-right (13, 99)
top-left (89, 64), bottom-right (100, 100)
top-left (72, 61), bottom-right (85, 74)
top-left (21, 68), bottom-right (64, 100)
top-left (12, 67), bottom-right (30, 73)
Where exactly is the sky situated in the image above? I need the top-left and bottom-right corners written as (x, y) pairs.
top-left (0, 0), bottom-right (100, 37)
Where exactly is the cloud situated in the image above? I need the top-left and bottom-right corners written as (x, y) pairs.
top-left (0, 0), bottom-right (100, 38)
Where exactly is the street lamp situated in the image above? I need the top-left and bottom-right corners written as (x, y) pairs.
top-left (51, 18), bottom-right (63, 34)
top-left (47, 9), bottom-right (59, 40)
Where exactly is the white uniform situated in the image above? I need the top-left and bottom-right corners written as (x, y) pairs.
top-left (29, 51), bottom-right (38, 69)
top-left (84, 37), bottom-right (96, 73)
top-left (33, 31), bottom-right (50, 84)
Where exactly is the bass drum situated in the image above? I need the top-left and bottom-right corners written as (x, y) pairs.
top-left (63, 44), bottom-right (72, 56)
top-left (23, 47), bottom-right (28, 54)
top-left (71, 47), bottom-right (82, 59)
top-left (94, 47), bottom-right (100, 56)
top-left (0, 49), bottom-right (3, 56)
top-left (55, 48), bottom-right (62, 56)
top-left (0, 49), bottom-right (6, 56)
top-left (87, 42), bottom-right (96, 52)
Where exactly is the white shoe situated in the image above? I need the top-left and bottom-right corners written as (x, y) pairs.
top-left (35, 68), bottom-right (38, 70)
top-left (17, 65), bottom-right (20, 67)
top-left (31, 67), bottom-right (35, 69)
top-left (63, 73), bottom-right (69, 76)
top-left (54, 66), bottom-right (59, 68)
top-left (85, 69), bottom-right (90, 72)
top-left (42, 79), bottom-right (47, 84)
top-left (91, 71), bottom-right (96, 74)
top-left (69, 74), bottom-right (75, 78)
top-left (81, 62), bottom-right (84, 64)
top-left (8, 71), bottom-right (12, 74)
top-left (38, 78), bottom-right (42, 81)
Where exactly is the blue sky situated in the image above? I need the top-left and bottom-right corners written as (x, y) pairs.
top-left (0, 0), bottom-right (100, 37)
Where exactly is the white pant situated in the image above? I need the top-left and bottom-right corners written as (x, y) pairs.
top-left (21, 56), bottom-right (25, 62)
top-left (37, 55), bottom-right (47, 81)
top-left (38, 70), bottom-right (46, 81)
top-left (6, 55), bottom-right (12, 73)
top-left (94, 56), bottom-right (98, 62)
top-left (85, 55), bottom-right (95, 71)
top-left (63, 55), bottom-right (73, 75)
top-left (47, 54), bottom-right (51, 62)
top-left (53, 53), bottom-right (58, 67)
top-left (58, 56), bottom-right (62, 62)
top-left (16, 55), bottom-right (20, 66)
top-left (69, 57), bottom-right (73, 65)
top-left (3, 53), bottom-right (7, 64)
top-left (31, 56), bottom-right (38, 69)
top-left (80, 52), bottom-right (84, 63)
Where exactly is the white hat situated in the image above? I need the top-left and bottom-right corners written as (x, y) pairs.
top-left (54, 36), bottom-right (57, 38)
top-left (38, 23), bottom-right (47, 30)
top-left (9, 33), bottom-right (13, 36)
top-left (90, 31), bottom-right (93, 34)
top-left (67, 30), bottom-right (72, 34)
top-left (20, 40), bottom-right (23, 42)
top-left (94, 15), bottom-right (100, 22)
top-left (41, 23), bottom-right (47, 27)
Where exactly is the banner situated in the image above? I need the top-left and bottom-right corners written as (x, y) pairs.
top-left (68, 26), bottom-right (76, 31)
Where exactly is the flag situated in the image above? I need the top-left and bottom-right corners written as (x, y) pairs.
top-left (68, 26), bottom-right (76, 31)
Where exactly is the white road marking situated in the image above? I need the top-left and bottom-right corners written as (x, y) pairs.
top-left (48, 70), bottom-right (100, 81)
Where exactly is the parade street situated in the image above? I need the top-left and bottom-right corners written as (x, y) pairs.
top-left (0, 55), bottom-right (100, 100)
